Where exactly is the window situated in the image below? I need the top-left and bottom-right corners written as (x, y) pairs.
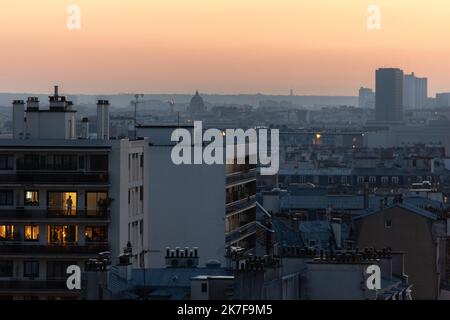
top-left (24, 225), bottom-right (39, 241)
top-left (140, 154), bottom-right (144, 168)
top-left (24, 191), bottom-right (39, 206)
top-left (201, 283), bottom-right (208, 293)
top-left (341, 176), bottom-right (348, 185)
top-left (0, 191), bottom-right (13, 206)
top-left (369, 176), bottom-right (376, 184)
top-left (47, 192), bottom-right (77, 216)
top-left (385, 219), bottom-right (392, 228)
top-left (139, 186), bottom-right (143, 201)
top-left (0, 261), bottom-right (13, 277)
top-left (86, 192), bottom-right (108, 216)
top-left (357, 176), bottom-right (365, 185)
top-left (24, 261), bottom-right (39, 278)
top-left (381, 176), bottom-right (389, 186)
top-left (308, 240), bottom-right (316, 247)
top-left (48, 225), bottom-right (77, 244)
top-left (90, 155), bottom-right (108, 171)
top-left (84, 226), bottom-right (107, 242)
top-left (47, 261), bottom-right (76, 280)
top-left (0, 225), bottom-right (14, 241)
top-left (0, 155), bottom-right (13, 170)
top-left (392, 176), bottom-right (399, 185)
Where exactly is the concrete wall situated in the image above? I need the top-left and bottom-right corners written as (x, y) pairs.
top-left (146, 145), bottom-right (226, 268)
top-left (355, 207), bottom-right (438, 299)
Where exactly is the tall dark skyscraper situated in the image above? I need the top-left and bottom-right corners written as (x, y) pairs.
top-left (375, 68), bottom-right (404, 122)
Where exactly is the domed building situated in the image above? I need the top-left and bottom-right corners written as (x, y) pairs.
top-left (187, 91), bottom-right (206, 114)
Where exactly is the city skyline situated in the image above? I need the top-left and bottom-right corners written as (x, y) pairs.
top-left (1, 0), bottom-right (450, 95)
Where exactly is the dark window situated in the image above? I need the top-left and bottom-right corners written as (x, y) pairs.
top-left (85, 226), bottom-right (107, 242)
top-left (86, 191), bottom-right (108, 216)
top-left (0, 191), bottom-right (13, 206)
top-left (0, 155), bottom-right (13, 170)
top-left (139, 186), bottom-right (143, 201)
top-left (24, 261), bottom-right (39, 278)
top-left (78, 156), bottom-right (85, 170)
top-left (201, 283), bottom-right (207, 293)
top-left (385, 219), bottom-right (392, 228)
top-left (47, 261), bottom-right (76, 280)
top-left (90, 155), bottom-right (108, 171)
top-left (0, 261), bottom-right (13, 277)
top-left (140, 154), bottom-right (144, 168)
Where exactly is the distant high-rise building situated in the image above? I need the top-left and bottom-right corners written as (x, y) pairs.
top-left (436, 93), bottom-right (450, 108)
top-left (403, 72), bottom-right (428, 109)
top-left (358, 87), bottom-right (375, 109)
top-left (375, 68), bottom-right (404, 122)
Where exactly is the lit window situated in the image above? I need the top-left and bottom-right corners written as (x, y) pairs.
top-left (24, 225), bottom-right (39, 241)
top-left (0, 225), bottom-right (14, 240)
top-left (84, 226), bottom-right (107, 242)
top-left (24, 191), bottom-right (39, 206)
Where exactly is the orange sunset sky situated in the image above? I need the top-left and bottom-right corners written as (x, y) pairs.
top-left (0, 0), bottom-right (449, 95)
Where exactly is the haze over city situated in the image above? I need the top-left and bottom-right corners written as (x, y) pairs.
top-left (1, 0), bottom-right (450, 95)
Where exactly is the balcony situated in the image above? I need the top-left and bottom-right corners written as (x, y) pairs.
top-left (0, 280), bottom-right (69, 292)
top-left (226, 195), bottom-right (256, 216)
top-left (0, 243), bottom-right (109, 255)
top-left (225, 221), bottom-right (256, 244)
top-left (0, 172), bottom-right (109, 185)
top-left (226, 169), bottom-right (256, 187)
top-left (0, 209), bottom-right (109, 220)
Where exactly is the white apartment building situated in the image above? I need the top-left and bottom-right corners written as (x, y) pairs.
top-left (136, 125), bottom-right (257, 268)
top-left (0, 87), bottom-right (148, 299)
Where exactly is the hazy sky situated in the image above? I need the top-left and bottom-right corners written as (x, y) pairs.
top-left (1, 0), bottom-right (450, 95)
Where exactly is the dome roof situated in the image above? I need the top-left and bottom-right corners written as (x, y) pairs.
top-left (188, 91), bottom-right (206, 114)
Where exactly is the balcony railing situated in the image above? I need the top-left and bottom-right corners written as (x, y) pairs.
top-left (0, 243), bottom-right (109, 254)
top-left (226, 196), bottom-right (256, 215)
top-left (0, 172), bottom-right (109, 184)
top-left (226, 169), bottom-right (256, 186)
top-left (225, 221), bottom-right (256, 244)
top-left (0, 209), bottom-right (109, 220)
top-left (0, 280), bottom-right (69, 291)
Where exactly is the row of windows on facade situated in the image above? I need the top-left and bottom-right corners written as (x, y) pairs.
top-left (285, 175), bottom-right (433, 185)
top-left (0, 154), bottom-right (109, 171)
top-left (0, 260), bottom-right (79, 279)
top-left (0, 190), bottom-right (107, 211)
top-left (0, 225), bottom-right (107, 243)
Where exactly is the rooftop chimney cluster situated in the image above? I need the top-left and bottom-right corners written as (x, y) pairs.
top-left (314, 247), bottom-right (392, 264)
top-left (280, 246), bottom-right (319, 258)
top-left (165, 247), bottom-right (199, 268)
top-left (236, 255), bottom-right (281, 271)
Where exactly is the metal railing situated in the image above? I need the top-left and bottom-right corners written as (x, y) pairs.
top-left (0, 243), bottom-right (109, 254)
top-left (0, 209), bottom-right (109, 219)
top-left (0, 172), bottom-right (109, 184)
top-left (0, 280), bottom-right (68, 291)
top-left (226, 169), bottom-right (257, 186)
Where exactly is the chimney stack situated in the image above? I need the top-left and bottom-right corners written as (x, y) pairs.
top-left (96, 100), bottom-right (110, 140)
top-left (12, 100), bottom-right (25, 139)
top-left (81, 117), bottom-right (90, 139)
